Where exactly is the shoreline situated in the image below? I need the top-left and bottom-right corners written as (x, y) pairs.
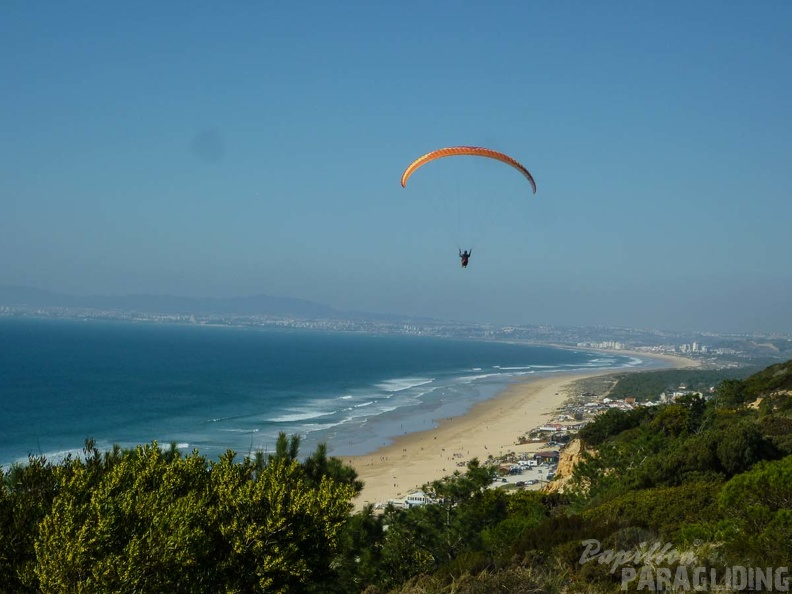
top-left (347, 352), bottom-right (697, 509)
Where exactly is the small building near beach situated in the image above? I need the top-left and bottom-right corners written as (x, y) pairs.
top-left (404, 490), bottom-right (432, 508)
top-left (534, 451), bottom-right (560, 465)
top-left (388, 490), bottom-right (434, 509)
top-left (539, 423), bottom-right (565, 432)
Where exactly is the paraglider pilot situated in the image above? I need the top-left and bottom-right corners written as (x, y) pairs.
top-left (459, 249), bottom-right (472, 268)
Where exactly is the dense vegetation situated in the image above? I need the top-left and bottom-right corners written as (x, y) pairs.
top-left (0, 435), bottom-right (360, 593)
top-left (2, 361), bottom-right (791, 593)
top-left (605, 366), bottom-right (760, 401)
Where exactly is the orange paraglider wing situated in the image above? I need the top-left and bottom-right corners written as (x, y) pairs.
top-left (400, 146), bottom-right (536, 194)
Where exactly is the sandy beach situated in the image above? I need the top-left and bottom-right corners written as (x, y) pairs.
top-left (348, 352), bottom-right (696, 509)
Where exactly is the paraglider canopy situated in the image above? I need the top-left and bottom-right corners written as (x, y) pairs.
top-left (400, 146), bottom-right (536, 194)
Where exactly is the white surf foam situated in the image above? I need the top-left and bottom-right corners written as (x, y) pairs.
top-left (270, 410), bottom-right (335, 423)
top-left (375, 377), bottom-right (434, 392)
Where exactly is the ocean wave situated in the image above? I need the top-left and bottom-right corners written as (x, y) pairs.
top-left (497, 364), bottom-right (558, 370)
top-left (298, 419), bottom-right (348, 433)
top-left (205, 414), bottom-right (251, 424)
top-left (344, 403), bottom-right (401, 423)
top-left (270, 410), bottom-right (336, 423)
top-left (6, 440), bottom-right (149, 468)
top-left (375, 377), bottom-right (433, 392)
top-left (458, 373), bottom-right (500, 382)
top-left (22, 447), bottom-right (85, 464)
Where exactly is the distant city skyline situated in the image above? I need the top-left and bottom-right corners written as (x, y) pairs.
top-left (3, 3), bottom-right (791, 334)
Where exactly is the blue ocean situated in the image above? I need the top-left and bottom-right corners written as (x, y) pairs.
top-left (0, 318), bottom-right (650, 468)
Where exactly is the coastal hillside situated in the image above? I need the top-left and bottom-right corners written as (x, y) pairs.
top-left (1, 361), bottom-right (790, 593)
top-left (357, 359), bottom-right (792, 593)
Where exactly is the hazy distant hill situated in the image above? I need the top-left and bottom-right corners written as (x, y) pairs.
top-left (0, 286), bottom-right (340, 318)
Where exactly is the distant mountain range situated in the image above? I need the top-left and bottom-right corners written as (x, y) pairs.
top-left (0, 286), bottom-right (433, 323)
top-left (0, 286), bottom-right (343, 318)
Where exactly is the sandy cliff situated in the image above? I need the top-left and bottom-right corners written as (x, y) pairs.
top-left (542, 438), bottom-right (588, 494)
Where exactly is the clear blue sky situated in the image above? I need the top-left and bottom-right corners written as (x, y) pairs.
top-left (3, 2), bottom-right (791, 334)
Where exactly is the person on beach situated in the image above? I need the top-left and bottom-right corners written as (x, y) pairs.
top-left (459, 248), bottom-right (472, 268)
